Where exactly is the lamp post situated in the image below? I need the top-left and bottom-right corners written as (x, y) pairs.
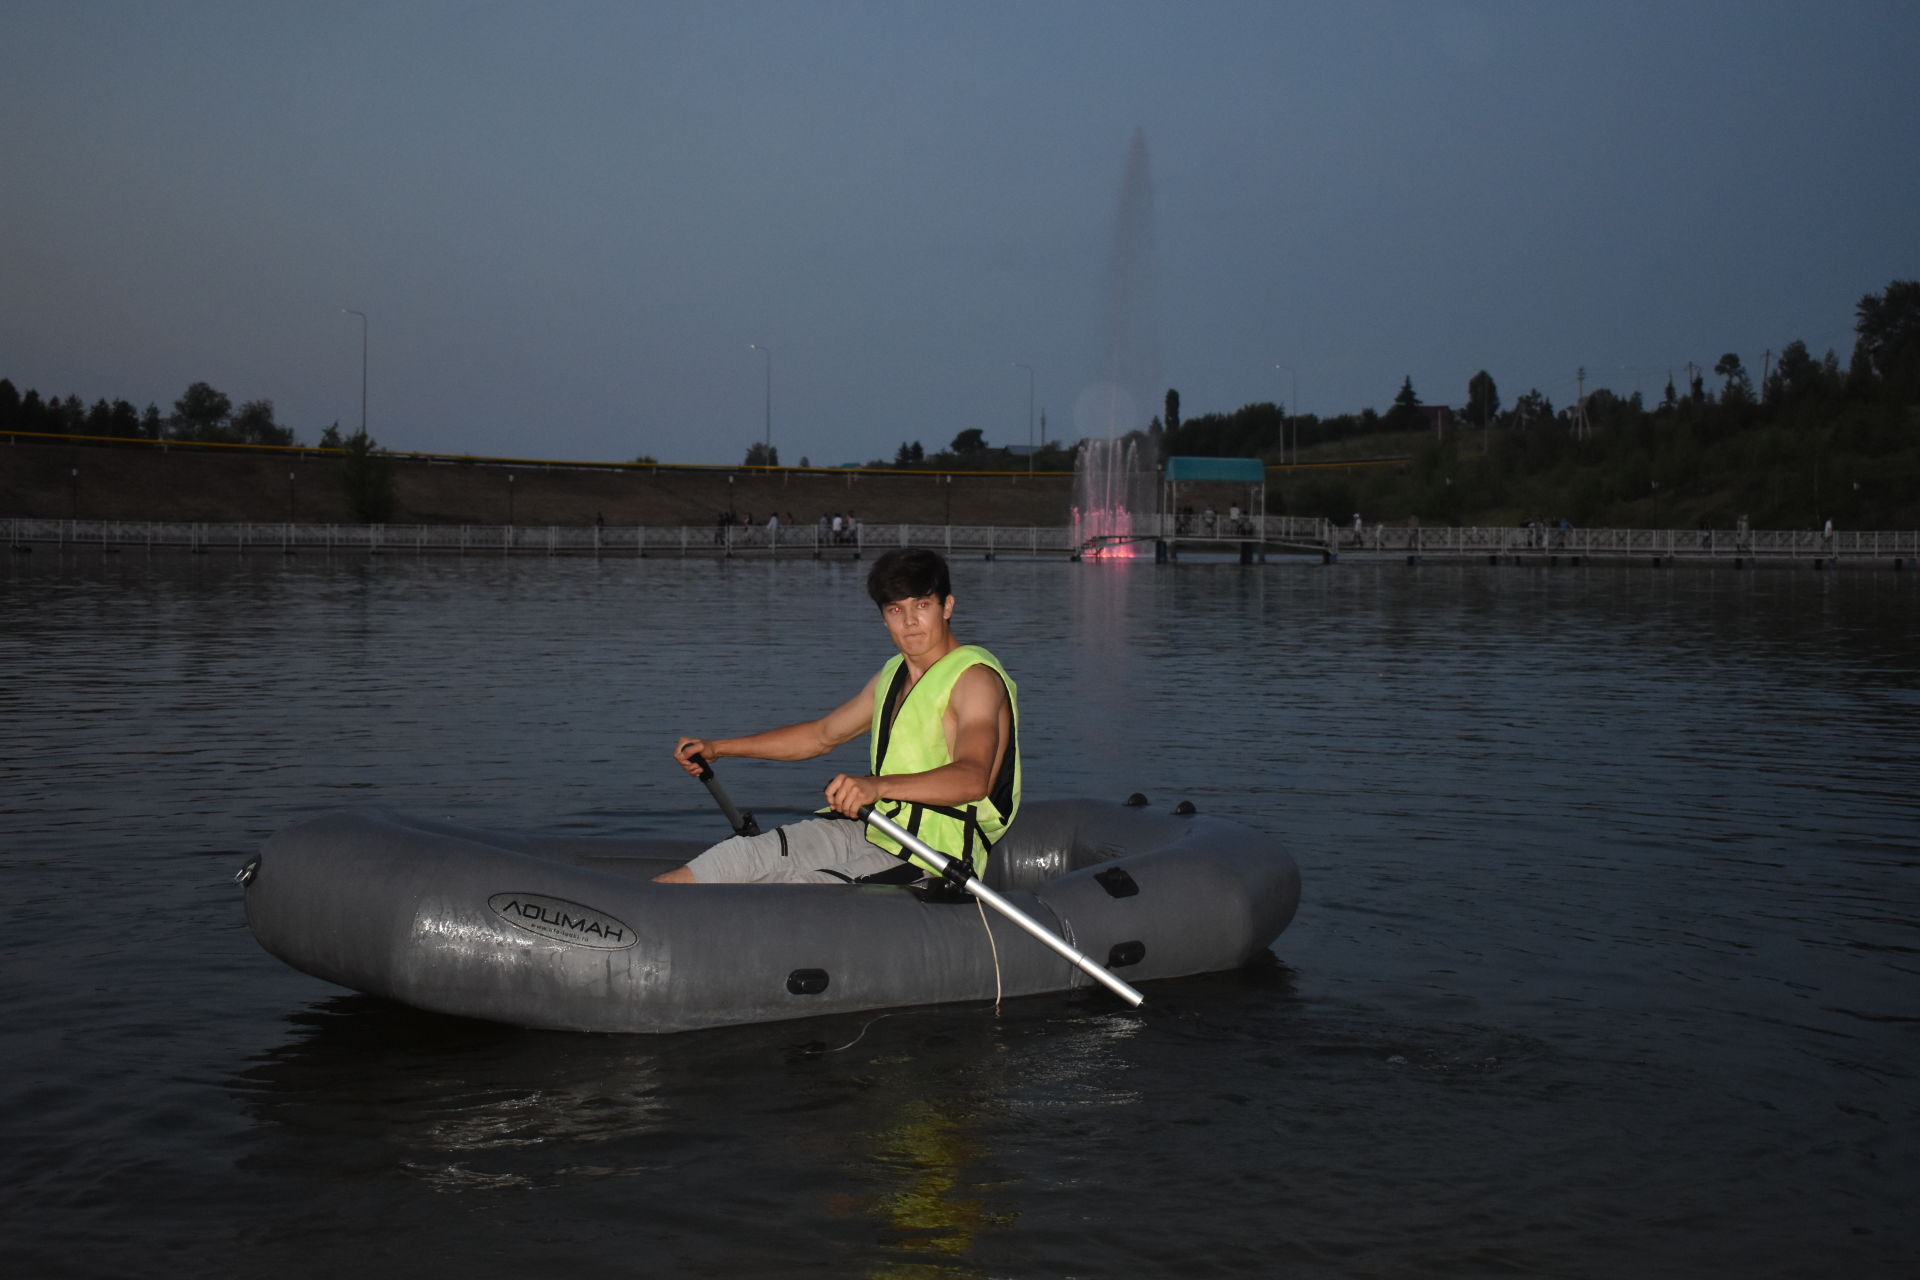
top-left (1012, 362), bottom-right (1035, 473)
top-left (69, 466), bottom-right (78, 521)
top-left (288, 471), bottom-right (296, 522)
top-left (342, 309), bottom-right (368, 437)
top-left (507, 473), bottom-right (515, 526)
top-left (1272, 364), bottom-right (1297, 465)
top-left (749, 343), bottom-right (772, 458)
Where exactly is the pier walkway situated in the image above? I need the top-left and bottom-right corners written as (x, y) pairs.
top-left (7, 516), bottom-right (1916, 569)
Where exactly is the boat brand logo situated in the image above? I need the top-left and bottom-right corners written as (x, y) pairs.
top-left (488, 893), bottom-right (637, 949)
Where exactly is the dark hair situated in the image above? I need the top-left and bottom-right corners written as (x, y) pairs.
top-left (867, 546), bottom-right (951, 608)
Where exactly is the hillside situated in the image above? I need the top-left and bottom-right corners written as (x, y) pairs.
top-left (0, 436), bottom-right (1077, 528)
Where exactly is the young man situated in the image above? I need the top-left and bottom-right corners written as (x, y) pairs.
top-left (655, 546), bottom-right (1020, 885)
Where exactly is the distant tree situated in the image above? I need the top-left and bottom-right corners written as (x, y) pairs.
top-left (632, 453), bottom-right (658, 465)
top-left (0, 378), bottom-right (18, 430)
top-left (949, 428), bottom-right (986, 455)
top-left (139, 403), bottom-right (163, 439)
top-left (1763, 340), bottom-right (1833, 409)
top-left (319, 422), bottom-right (345, 449)
top-left (79, 396), bottom-right (142, 440)
top-left (1714, 353), bottom-right (1753, 406)
top-left (1844, 341), bottom-right (1878, 401)
top-left (1163, 402), bottom-right (1282, 457)
top-left (1465, 370), bottom-right (1500, 428)
top-left (233, 399), bottom-right (295, 446)
top-left (107, 399), bottom-right (142, 439)
top-left (1383, 376), bottom-right (1423, 433)
top-left (339, 429), bottom-right (394, 522)
top-left (18, 389), bottom-right (50, 433)
top-left (742, 442), bottom-right (779, 466)
top-left (1164, 388), bottom-right (1180, 435)
top-left (893, 441), bottom-right (919, 467)
top-left (170, 382), bottom-right (234, 441)
top-left (1854, 279), bottom-right (1920, 402)
top-left (1510, 388), bottom-right (1553, 429)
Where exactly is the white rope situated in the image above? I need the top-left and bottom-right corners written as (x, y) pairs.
top-left (977, 893), bottom-right (1003, 1016)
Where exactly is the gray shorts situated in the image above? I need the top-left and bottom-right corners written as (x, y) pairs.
top-left (681, 816), bottom-right (912, 884)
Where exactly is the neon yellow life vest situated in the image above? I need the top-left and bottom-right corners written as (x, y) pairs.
top-left (863, 644), bottom-right (1021, 878)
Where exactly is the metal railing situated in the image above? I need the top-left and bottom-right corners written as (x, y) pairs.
top-left (7, 516), bottom-right (1915, 564)
top-left (1332, 524), bottom-right (1920, 561)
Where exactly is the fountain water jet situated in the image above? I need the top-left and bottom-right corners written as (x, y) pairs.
top-left (1073, 129), bottom-right (1160, 558)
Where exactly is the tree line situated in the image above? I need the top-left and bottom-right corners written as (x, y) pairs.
top-left (11, 279), bottom-right (1917, 527)
top-left (0, 378), bottom-right (315, 447)
top-left (1154, 278), bottom-right (1920, 529)
top-left (1162, 280), bottom-right (1918, 462)
top-left (0, 377), bottom-right (399, 521)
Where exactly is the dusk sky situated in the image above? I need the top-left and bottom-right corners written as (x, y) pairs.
top-left (5, 1), bottom-right (1917, 467)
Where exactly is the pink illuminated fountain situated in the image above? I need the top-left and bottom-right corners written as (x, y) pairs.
top-left (1071, 435), bottom-right (1154, 556)
top-left (1072, 130), bottom-right (1160, 559)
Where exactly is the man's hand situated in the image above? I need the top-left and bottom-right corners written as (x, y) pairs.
top-left (823, 772), bottom-right (883, 819)
top-left (674, 738), bottom-right (717, 778)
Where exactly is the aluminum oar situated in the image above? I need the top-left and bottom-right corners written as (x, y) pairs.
top-left (860, 805), bottom-right (1145, 1007)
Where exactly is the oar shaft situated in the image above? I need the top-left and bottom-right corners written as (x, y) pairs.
top-left (689, 754), bottom-right (760, 837)
top-left (861, 807), bottom-right (1145, 1007)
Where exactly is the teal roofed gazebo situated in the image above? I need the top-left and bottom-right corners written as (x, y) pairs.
top-left (1162, 456), bottom-right (1265, 538)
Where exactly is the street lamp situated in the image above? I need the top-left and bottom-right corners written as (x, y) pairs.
top-left (749, 343), bottom-right (772, 457)
top-left (1273, 364), bottom-right (1298, 465)
top-left (342, 309), bottom-right (368, 437)
top-left (1012, 362), bottom-right (1035, 473)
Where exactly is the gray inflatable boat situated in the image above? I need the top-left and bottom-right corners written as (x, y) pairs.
top-left (240, 797), bottom-right (1301, 1033)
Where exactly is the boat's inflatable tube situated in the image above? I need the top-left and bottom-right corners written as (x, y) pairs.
top-left (241, 797), bottom-right (1301, 1033)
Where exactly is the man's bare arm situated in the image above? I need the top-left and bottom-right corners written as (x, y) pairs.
top-left (674, 673), bottom-right (878, 777)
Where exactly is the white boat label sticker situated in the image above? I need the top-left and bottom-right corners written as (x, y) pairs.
top-left (488, 893), bottom-right (638, 949)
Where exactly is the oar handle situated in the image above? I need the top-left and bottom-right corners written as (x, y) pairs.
top-left (859, 805), bottom-right (1145, 1008)
top-left (688, 753), bottom-right (761, 837)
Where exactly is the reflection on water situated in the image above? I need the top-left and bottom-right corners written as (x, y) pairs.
top-left (4, 553), bottom-right (1919, 1277)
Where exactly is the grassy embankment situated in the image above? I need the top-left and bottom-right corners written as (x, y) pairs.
top-left (0, 436), bottom-right (1076, 527)
top-left (10, 415), bottom-right (1916, 532)
top-left (1264, 418), bottom-right (1920, 531)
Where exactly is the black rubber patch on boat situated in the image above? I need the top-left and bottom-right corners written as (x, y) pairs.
top-left (488, 893), bottom-right (638, 949)
top-left (1107, 940), bottom-right (1146, 968)
top-left (1094, 867), bottom-right (1139, 898)
top-left (787, 968), bottom-right (830, 995)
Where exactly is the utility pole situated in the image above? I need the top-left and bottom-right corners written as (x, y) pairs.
top-left (1573, 367), bottom-right (1591, 441)
top-left (342, 309), bottom-right (368, 436)
top-left (749, 344), bottom-right (772, 458)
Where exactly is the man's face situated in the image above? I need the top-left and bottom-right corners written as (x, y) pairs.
top-left (879, 593), bottom-right (954, 659)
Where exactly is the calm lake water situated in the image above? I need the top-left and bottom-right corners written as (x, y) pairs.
top-left (3, 550), bottom-right (1917, 1278)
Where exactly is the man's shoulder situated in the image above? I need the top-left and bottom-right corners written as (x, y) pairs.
top-left (948, 650), bottom-right (1014, 703)
top-left (949, 642), bottom-right (1009, 671)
